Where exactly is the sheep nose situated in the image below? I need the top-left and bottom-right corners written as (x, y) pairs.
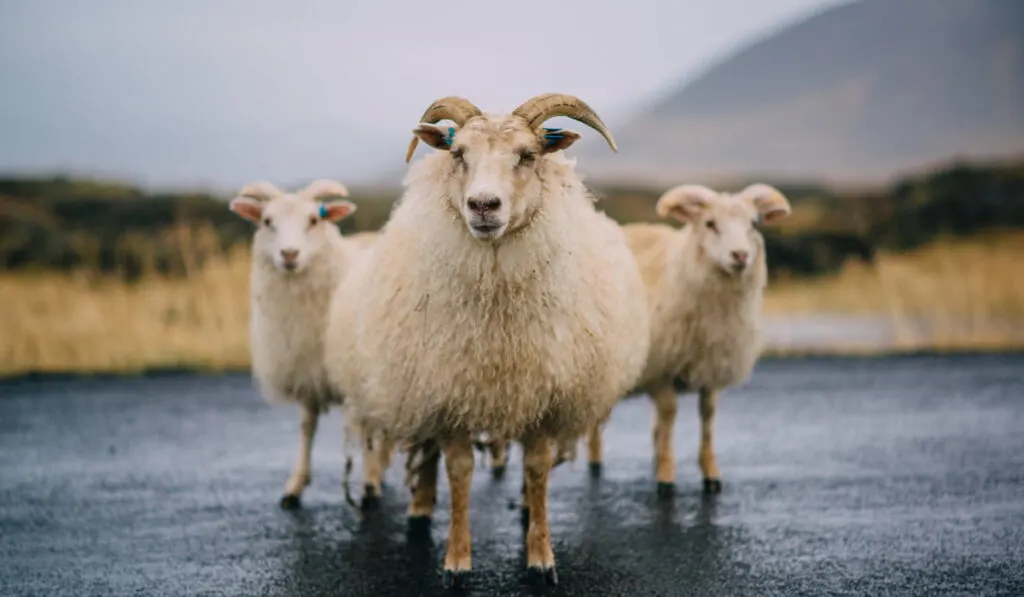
top-left (280, 248), bottom-right (299, 262)
top-left (731, 250), bottom-right (749, 265)
top-left (467, 195), bottom-right (502, 215)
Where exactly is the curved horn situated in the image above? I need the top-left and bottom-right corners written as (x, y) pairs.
top-left (405, 96), bottom-right (483, 163)
top-left (301, 178), bottom-right (350, 200)
top-left (237, 180), bottom-right (283, 201)
top-left (512, 93), bottom-right (617, 152)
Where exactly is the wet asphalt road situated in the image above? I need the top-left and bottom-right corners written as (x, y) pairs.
top-left (2, 354), bottom-right (1023, 597)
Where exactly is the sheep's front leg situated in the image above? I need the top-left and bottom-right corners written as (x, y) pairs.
top-left (441, 435), bottom-right (474, 588)
top-left (281, 403), bottom-right (319, 510)
top-left (698, 387), bottom-right (722, 494)
top-left (487, 440), bottom-right (509, 479)
top-left (406, 440), bottom-right (440, 534)
top-left (360, 431), bottom-right (393, 510)
top-left (522, 434), bottom-right (557, 585)
top-left (651, 382), bottom-right (678, 497)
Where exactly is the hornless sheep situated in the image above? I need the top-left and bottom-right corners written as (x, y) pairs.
top-left (324, 94), bottom-right (649, 587)
top-left (229, 179), bottom-right (390, 510)
top-left (585, 183), bottom-right (792, 496)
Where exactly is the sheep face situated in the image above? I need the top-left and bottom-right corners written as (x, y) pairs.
top-left (230, 184), bottom-right (356, 273)
top-left (656, 183), bottom-right (791, 276)
top-left (412, 116), bottom-right (582, 242)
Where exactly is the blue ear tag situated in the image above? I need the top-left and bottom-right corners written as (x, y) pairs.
top-left (542, 128), bottom-right (565, 148)
top-left (319, 204), bottom-right (329, 219)
top-left (446, 127), bottom-right (456, 147)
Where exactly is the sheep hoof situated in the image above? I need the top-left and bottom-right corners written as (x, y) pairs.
top-left (279, 494), bottom-right (302, 510)
top-left (656, 482), bottom-right (675, 499)
top-left (588, 462), bottom-right (602, 478)
top-left (490, 465), bottom-right (506, 480)
top-left (441, 569), bottom-right (469, 589)
top-left (360, 485), bottom-right (381, 510)
top-left (527, 565), bottom-right (558, 586)
top-left (407, 515), bottom-right (432, 537)
top-left (703, 478), bottom-right (723, 494)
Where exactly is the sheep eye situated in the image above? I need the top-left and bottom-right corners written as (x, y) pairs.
top-left (706, 220), bottom-right (717, 232)
top-left (450, 148), bottom-right (465, 161)
top-left (308, 216), bottom-right (318, 228)
top-left (263, 217), bottom-right (273, 227)
top-left (516, 149), bottom-right (536, 167)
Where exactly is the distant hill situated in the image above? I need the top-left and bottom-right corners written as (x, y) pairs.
top-left (576, 0), bottom-right (1024, 187)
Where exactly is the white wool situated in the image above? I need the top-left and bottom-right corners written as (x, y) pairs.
top-left (628, 222), bottom-right (764, 392)
top-left (325, 151), bottom-right (649, 446)
top-left (246, 201), bottom-right (372, 410)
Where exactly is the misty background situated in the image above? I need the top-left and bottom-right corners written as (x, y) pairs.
top-left (2, 0), bottom-right (1023, 377)
top-left (2, 0), bottom-right (860, 190)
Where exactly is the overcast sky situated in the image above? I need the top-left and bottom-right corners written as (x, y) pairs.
top-left (0, 0), bottom-right (850, 190)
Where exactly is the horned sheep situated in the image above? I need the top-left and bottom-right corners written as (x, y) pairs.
top-left (584, 183), bottom-right (792, 495)
top-left (324, 94), bottom-right (649, 587)
top-left (229, 179), bottom-right (390, 510)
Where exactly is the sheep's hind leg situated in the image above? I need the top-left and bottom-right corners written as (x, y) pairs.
top-left (522, 434), bottom-right (557, 585)
top-left (359, 431), bottom-right (391, 510)
top-left (651, 383), bottom-right (678, 498)
top-left (698, 387), bottom-right (722, 494)
top-left (487, 440), bottom-right (510, 479)
top-left (281, 403), bottom-right (319, 510)
top-left (586, 419), bottom-right (605, 477)
top-left (441, 435), bottom-right (474, 589)
top-left (406, 440), bottom-right (440, 536)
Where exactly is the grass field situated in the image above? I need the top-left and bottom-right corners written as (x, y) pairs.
top-left (764, 230), bottom-right (1024, 352)
top-left (2, 227), bottom-right (1022, 377)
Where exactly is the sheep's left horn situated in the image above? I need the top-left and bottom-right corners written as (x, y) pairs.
top-left (512, 93), bottom-right (617, 152)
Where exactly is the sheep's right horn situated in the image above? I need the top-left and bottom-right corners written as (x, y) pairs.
top-left (237, 181), bottom-right (283, 201)
top-left (405, 96), bottom-right (482, 163)
top-left (512, 93), bottom-right (618, 152)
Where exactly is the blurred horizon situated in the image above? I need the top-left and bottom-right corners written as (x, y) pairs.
top-left (2, 0), bottom-right (855, 191)
top-left (2, 0), bottom-right (1023, 377)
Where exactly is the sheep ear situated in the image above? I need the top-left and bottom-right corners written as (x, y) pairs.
top-left (655, 185), bottom-right (717, 224)
top-left (229, 196), bottom-right (263, 224)
top-left (412, 123), bottom-right (456, 152)
top-left (320, 200), bottom-right (357, 222)
top-left (539, 127), bottom-right (582, 154)
top-left (739, 184), bottom-right (791, 225)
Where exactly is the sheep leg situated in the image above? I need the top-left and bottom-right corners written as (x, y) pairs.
top-left (651, 383), bottom-right (678, 497)
top-left (586, 420), bottom-right (604, 477)
top-left (553, 435), bottom-right (577, 468)
top-left (281, 403), bottom-right (319, 510)
top-left (441, 435), bottom-right (474, 588)
top-left (487, 440), bottom-right (509, 479)
top-left (379, 434), bottom-right (395, 475)
top-left (406, 440), bottom-right (439, 534)
top-left (522, 434), bottom-right (557, 585)
top-left (518, 466), bottom-right (530, 522)
top-left (359, 431), bottom-right (390, 510)
top-left (698, 387), bottom-right (722, 494)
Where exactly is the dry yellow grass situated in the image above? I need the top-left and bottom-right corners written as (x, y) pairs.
top-left (1, 228), bottom-right (1022, 378)
top-left (0, 225), bottom-right (252, 377)
top-left (764, 230), bottom-right (1024, 351)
